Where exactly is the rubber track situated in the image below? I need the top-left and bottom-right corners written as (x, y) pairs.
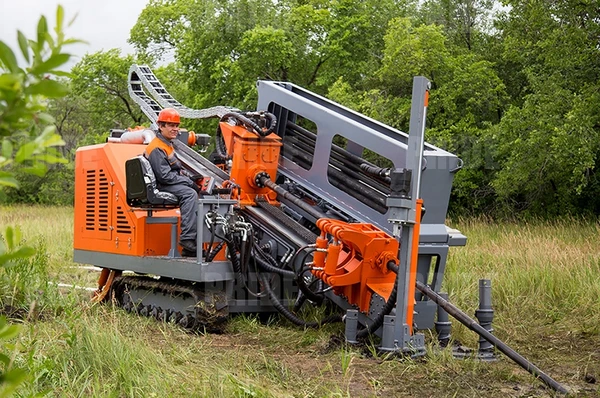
top-left (111, 275), bottom-right (228, 333)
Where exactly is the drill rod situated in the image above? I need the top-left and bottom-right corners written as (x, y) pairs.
top-left (415, 279), bottom-right (569, 394)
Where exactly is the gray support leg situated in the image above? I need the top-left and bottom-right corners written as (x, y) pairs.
top-left (345, 309), bottom-right (359, 344)
top-left (435, 292), bottom-right (451, 348)
top-left (475, 279), bottom-right (496, 361)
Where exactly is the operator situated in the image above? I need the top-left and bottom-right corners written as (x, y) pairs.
top-left (144, 108), bottom-right (199, 257)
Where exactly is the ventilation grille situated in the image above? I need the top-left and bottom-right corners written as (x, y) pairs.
top-left (85, 169), bottom-right (110, 232)
top-left (115, 206), bottom-right (132, 234)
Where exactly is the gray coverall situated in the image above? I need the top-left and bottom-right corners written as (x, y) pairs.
top-left (145, 132), bottom-right (199, 243)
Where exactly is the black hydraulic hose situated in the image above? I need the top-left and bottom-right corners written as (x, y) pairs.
top-left (253, 241), bottom-right (284, 270)
top-left (226, 239), bottom-right (246, 288)
top-left (259, 177), bottom-right (326, 220)
top-left (221, 112), bottom-right (263, 136)
top-left (215, 125), bottom-right (228, 157)
top-left (261, 112), bottom-right (277, 136)
top-left (221, 112), bottom-right (277, 137)
top-left (205, 241), bottom-right (225, 262)
top-left (258, 272), bottom-right (342, 328)
top-left (386, 261), bottom-right (568, 394)
top-left (293, 294), bottom-right (308, 312)
top-left (296, 267), bottom-right (325, 305)
top-left (254, 253), bottom-right (295, 277)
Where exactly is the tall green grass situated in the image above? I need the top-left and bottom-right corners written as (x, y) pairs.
top-left (0, 206), bottom-right (598, 396)
top-left (446, 217), bottom-right (600, 343)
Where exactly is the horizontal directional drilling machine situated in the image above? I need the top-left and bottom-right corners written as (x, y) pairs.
top-left (72, 65), bottom-right (567, 393)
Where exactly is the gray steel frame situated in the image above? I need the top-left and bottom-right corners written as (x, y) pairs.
top-left (255, 80), bottom-right (461, 241)
top-left (73, 249), bottom-right (233, 282)
top-left (256, 79), bottom-right (465, 340)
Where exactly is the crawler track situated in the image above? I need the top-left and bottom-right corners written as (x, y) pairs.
top-left (110, 275), bottom-right (229, 333)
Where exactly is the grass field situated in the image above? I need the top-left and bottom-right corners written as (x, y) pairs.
top-left (0, 205), bottom-right (599, 397)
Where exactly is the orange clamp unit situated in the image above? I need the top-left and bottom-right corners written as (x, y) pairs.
top-left (311, 219), bottom-right (399, 312)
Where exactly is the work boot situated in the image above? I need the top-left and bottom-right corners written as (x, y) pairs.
top-left (179, 240), bottom-right (197, 255)
top-left (181, 248), bottom-right (196, 257)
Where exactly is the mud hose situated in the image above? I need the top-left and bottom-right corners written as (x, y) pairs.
top-left (355, 262), bottom-right (399, 339)
top-left (258, 177), bottom-right (326, 220)
top-left (412, 278), bottom-right (568, 394)
top-left (258, 273), bottom-right (342, 328)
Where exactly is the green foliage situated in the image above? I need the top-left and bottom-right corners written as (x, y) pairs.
top-left (0, 7), bottom-right (78, 190)
top-left (0, 237), bottom-right (51, 311)
top-left (0, 317), bottom-right (27, 397)
top-left (40, 0), bottom-right (600, 216)
top-left (0, 226), bottom-right (37, 395)
top-left (0, 164), bottom-right (74, 205)
top-left (0, 6), bottom-right (78, 395)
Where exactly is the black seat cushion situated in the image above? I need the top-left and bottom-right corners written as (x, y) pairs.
top-left (126, 156), bottom-right (179, 206)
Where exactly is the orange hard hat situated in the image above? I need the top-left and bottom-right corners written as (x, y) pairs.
top-left (157, 108), bottom-right (180, 124)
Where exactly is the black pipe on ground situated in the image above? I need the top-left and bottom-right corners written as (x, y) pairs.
top-left (387, 268), bottom-right (568, 393)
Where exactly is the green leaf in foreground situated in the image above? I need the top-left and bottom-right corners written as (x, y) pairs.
top-left (0, 41), bottom-right (19, 73)
top-left (25, 79), bottom-right (69, 98)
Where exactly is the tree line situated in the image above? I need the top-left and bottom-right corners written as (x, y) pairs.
top-left (3, 0), bottom-right (600, 218)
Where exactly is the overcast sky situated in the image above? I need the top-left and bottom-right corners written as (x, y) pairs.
top-left (0, 0), bottom-right (150, 68)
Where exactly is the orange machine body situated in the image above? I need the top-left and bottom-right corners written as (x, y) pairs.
top-left (219, 121), bottom-right (282, 206)
top-left (73, 143), bottom-right (178, 257)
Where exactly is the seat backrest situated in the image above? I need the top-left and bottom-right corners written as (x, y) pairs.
top-left (126, 156), bottom-right (179, 207)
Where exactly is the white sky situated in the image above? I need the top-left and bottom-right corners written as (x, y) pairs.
top-left (0, 0), bottom-right (150, 68)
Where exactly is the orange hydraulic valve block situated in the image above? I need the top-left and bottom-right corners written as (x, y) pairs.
top-left (311, 219), bottom-right (399, 313)
top-left (219, 121), bottom-right (282, 207)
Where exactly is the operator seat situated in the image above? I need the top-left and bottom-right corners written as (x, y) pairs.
top-left (125, 155), bottom-right (179, 207)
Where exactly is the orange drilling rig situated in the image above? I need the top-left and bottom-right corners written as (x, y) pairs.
top-left (70, 66), bottom-right (569, 393)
